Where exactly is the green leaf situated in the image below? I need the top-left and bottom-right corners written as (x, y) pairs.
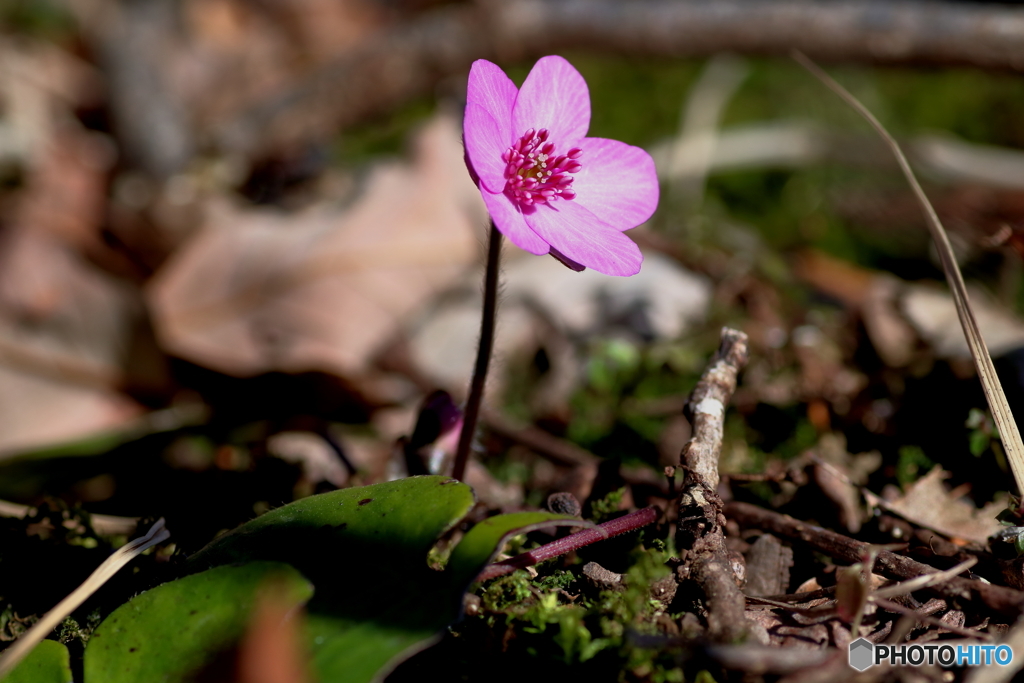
top-left (1, 640), bottom-right (72, 683)
top-left (83, 562), bottom-right (311, 683)
top-left (446, 511), bottom-right (581, 590)
top-left (185, 476), bottom-right (477, 683)
top-left (969, 429), bottom-right (990, 457)
top-left (186, 476), bottom-right (475, 601)
top-left (179, 478), bottom-right (580, 682)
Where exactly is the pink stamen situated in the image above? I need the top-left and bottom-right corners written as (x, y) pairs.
top-left (501, 129), bottom-right (583, 207)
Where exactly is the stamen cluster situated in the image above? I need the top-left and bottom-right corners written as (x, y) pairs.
top-left (501, 128), bottom-right (582, 207)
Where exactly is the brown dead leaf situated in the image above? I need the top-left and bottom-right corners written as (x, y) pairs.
top-left (902, 283), bottom-right (1024, 360)
top-left (879, 466), bottom-right (1002, 544)
top-left (0, 206), bottom-right (146, 455)
top-left (148, 113), bottom-right (486, 377)
top-left (793, 249), bottom-right (917, 368)
top-left (0, 39), bottom-right (103, 166)
top-left (0, 43), bottom-right (148, 456)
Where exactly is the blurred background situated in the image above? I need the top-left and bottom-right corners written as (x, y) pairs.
top-left (0, 0), bottom-right (1023, 553)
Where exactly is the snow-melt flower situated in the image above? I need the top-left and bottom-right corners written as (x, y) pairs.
top-left (463, 56), bottom-right (659, 276)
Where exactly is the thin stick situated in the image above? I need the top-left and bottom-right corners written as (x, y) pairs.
top-left (452, 222), bottom-right (502, 481)
top-left (873, 597), bottom-right (990, 641)
top-left (872, 556), bottom-right (977, 600)
top-left (0, 518), bottom-right (170, 678)
top-left (476, 507), bottom-right (658, 582)
top-left (793, 51), bottom-right (1024, 495)
top-left (726, 501), bottom-right (1024, 617)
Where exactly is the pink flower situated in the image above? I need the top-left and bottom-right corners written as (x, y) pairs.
top-left (463, 56), bottom-right (659, 276)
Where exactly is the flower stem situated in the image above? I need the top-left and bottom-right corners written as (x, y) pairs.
top-left (475, 507), bottom-right (659, 582)
top-left (452, 221), bottom-right (502, 481)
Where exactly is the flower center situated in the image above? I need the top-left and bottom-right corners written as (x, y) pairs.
top-left (501, 128), bottom-right (582, 207)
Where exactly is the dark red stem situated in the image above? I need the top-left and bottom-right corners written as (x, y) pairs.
top-left (476, 507), bottom-right (659, 582)
top-left (452, 222), bottom-right (502, 482)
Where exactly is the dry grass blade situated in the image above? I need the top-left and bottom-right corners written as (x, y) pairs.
top-left (0, 518), bottom-right (170, 678)
top-left (793, 50), bottom-right (1024, 496)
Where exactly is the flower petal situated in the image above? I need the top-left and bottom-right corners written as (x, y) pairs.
top-left (524, 200), bottom-right (642, 276)
top-left (572, 138), bottom-right (660, 230)
top-left (467, 60), bottom-right (517, 142)
top-left (481, 190), bottom-right (549, 255)
top-left (464, 103), bottom-right (509, 194)
top-left (512, 56), bottom-right (590, 147)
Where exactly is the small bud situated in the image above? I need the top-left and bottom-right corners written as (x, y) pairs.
top-left (546, 492), bottom-right (582, 517)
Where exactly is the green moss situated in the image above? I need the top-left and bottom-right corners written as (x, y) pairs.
top-left (589, 487), bottom-right (627, 523)
top-left (459, 528), bottom-right (685, 680)
top-left (897, 445), bottom-right (935, 487)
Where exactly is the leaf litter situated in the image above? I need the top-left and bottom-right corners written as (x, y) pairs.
top-left (5, 5), bottom-right (1024, 683)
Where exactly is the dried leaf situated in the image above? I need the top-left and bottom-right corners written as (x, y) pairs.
top-left (0, 113), bottom-right (143, 455)
top-left (902, 283), bottom-right (1024, 360)
top-left (148, 113), bottom-right (486, 377)
top-left (408, 251), bottom-right (711, 390)
top-left (882, 467), bottom-right (1002, 544)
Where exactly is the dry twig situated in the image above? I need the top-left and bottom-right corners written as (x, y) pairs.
top-left (726, 501), bottom-right (1024, 617)
top-left (674, 327), bottom-right (752, 642)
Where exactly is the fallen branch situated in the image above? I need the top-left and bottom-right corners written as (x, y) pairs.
top-left (674, 327), bottom-right (752, 642)
top-left (871, 556), bottom-right (977, 600)
top-left (725, 501), bottom-right (1024, 617)
top-left (212, 0), bottom-right (1024, 157)
top-left (873, 597), bottom-right (989, 640)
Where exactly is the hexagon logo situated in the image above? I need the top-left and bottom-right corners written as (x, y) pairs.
top-left (849, 638), bottom-right (874, 671)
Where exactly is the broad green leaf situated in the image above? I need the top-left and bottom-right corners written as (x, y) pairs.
top-left (305, 510), bottom-right (579, 682)
top-left (83, 562), bottom-right (311, 683)
top-left (446, 512), bottom-right (581, 590)
top-left (185, 476), bottom-right (476, 683)
top-left (1, 640), bottom-right (72, 683)
top-left (186, 476), bottom-right (475, 604)
top-left (181, 477), bottom-right (579, 682)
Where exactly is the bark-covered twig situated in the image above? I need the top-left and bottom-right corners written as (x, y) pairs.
top-left (674, 327), bottom-right (752, 642)
top-left (872, 597), bottom-right (990, 640)
top-left (676, 328), bottom-right (748, 551)
top-left (726, 501), bottom-right (1024, 618)
top-left (212, 0), bottom-right (1024, 157)
top-left (679, 329), bottom-right (748, 493)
